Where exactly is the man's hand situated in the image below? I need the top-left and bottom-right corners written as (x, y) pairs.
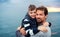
top-left (20, 28), bottom-right (26, 35)
top-left (38, 26), bottom-right (48, 32)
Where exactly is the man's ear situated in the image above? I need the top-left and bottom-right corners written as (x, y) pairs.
top-left (45, 15), bottom-right (48, 19)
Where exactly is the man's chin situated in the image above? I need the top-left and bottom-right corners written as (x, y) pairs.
top-left (37, 20), bottom-right (41, 23)
top-left (32, 17), bottom-right (35, 19)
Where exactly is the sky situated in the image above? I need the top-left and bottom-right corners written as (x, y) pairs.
top-left (0, 0), bottom-right (60, 12)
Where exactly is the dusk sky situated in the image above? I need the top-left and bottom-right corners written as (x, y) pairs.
top-left (0, 0), bottom-right (60, 12)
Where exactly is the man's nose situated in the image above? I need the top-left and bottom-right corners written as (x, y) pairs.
top-left (37, 15), bottom-right (40, 18)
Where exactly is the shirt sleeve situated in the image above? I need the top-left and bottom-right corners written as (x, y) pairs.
top-left (28, 27), bottom-right (39, 36)
top-left (21, 19), bottom-right (31, 30)
top-left (32, 27), bottom-right (40, 35)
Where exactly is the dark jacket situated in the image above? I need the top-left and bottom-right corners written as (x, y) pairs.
top-left (21, 13), bottom-right (39, 37)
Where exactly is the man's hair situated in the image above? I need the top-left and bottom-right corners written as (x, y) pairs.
top-left (28, 4), bottom-right (36, 11)
top-left (36, 6), bottom-right (48, 16)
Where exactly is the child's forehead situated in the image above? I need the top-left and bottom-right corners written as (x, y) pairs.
top-left (29, 9), bottom-right (36, 12)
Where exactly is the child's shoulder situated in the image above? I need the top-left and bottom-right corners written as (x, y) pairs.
top-left (22, 18), bottom-right (30, 23)
top-left (43, 22), bottom-right (51, 27)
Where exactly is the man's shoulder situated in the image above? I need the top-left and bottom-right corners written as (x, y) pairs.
top-left (48, 22), bottom-right (51, 27)
top-left (43, 22), bottom-right (51, 27)
top-left (46, 22), bottom-right (52, 27)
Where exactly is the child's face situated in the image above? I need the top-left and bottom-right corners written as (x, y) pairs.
top-left (28, 9), bottom-right (36, 18)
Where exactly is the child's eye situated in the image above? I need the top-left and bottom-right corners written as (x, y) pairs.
top-left (34, 12), bottom-right (36, 13)
top-left (36, 14), bottom-right (38, 15)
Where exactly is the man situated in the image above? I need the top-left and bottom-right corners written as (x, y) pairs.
top-left (31, 6), bottom-right (51, 37)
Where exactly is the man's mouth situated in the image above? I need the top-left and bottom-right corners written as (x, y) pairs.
top-left (37, 18), bottom-right (41, 21)
top-left (37, 19), bottom-right (41, 21)
top-left (37, 18), bottom-right (41, 20)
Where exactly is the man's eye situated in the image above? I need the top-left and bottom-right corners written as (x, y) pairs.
top-left (30, 12), bottom-right (32, 14)
top-left (40, 14), bottom-right (42, 15)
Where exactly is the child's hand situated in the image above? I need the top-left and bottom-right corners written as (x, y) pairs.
top-left (20, 28), bottom-right (26, 35)
top-left (38, 26), bottom-right (48, 32)
top-left (43, 22), bottom-right (49, 27)
top-left (17, 26), bottom-right (21, 30)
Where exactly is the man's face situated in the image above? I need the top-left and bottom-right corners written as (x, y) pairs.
top-left (36, 10), bottom-right (47, 23)
top-left (28, 9), bottom-right (36, 18)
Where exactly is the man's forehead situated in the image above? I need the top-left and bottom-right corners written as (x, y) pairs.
top-left (36, 10), bottom-right (44, 13)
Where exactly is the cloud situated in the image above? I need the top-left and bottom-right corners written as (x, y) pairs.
top-left (0, 0), bottom-right (60, 12)
top-left (36, 0), bottom-right (60, 7)
top-left (47, 7), bottom-right (60, 12)
top-left (0, 0), bottom-right (60, 7)
top-left (0, 0), bottom-right (8, 3)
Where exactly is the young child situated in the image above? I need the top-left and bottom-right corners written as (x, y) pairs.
top-left (21, 4), bottom-right (39, 37)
